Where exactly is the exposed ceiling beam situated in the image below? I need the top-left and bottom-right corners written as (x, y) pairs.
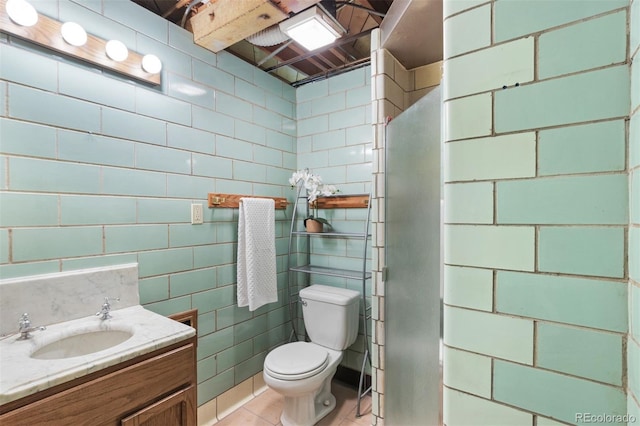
top-left (130, 0), bottom-right (401, 85)
top-left (263, 28), bottom-right (374, 72)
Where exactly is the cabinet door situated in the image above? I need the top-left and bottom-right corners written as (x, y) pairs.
top-left (0, 343), bottom-right (196, 425)
top-left (121, 384), bottom-right (196, 426)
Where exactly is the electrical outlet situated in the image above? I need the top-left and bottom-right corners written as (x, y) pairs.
top-left (191, 203), bottom-right (204, 225)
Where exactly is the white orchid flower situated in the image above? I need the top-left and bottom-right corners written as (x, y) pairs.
top-left (288, 169), bottom-right (338, 202)
top-left (320, 184), bottom-right (337, 197)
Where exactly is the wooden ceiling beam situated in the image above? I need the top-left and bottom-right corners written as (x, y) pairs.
top-left (190, 0), bottom-right (288, 52)
top-left (135, 0), bottom-right (395, 85)
top-left (285, 43), bottom-right (332, 71)
top-left (337, 1), bottom-right (386, 24)
top-left (259, 45), bottom-right (326, 75)
top-left (272, 0), bottom-right (323, 14)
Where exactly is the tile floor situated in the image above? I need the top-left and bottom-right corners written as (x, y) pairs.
top-left (215, 381), bottom-right (372, 426)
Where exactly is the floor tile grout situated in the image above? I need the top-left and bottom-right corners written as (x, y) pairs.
top-left (216, 380), bottom-right (372, 426)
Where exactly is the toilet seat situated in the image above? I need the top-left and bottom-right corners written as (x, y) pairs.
top-left (264, 342), bottom-right (329, 381)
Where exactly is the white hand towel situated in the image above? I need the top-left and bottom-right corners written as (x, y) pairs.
top-left (237, 198), bottom-right (278, 311)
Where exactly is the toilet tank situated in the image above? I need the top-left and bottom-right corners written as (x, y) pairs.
top-left (299, 285), bottom-right (360, 351)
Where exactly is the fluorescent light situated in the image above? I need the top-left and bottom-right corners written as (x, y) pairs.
top-left (286, 20), bottom-right (338, 51)
top-left (105, 40), bottom-right (128, 62)
top-left (279, 6), bottom-right (344, 51)
top-left (61, 22), bottom-right (87, 47)
top-left (6, 0), bottom-right (38, 27)
top-left (141, 54), bottom-right (162, 74)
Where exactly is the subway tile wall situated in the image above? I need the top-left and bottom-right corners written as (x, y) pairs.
top-left (443, 1), bottom-right (636, 425)
top-left (294, 66), bottom-right (373, 374)
top-left (0, 0), bottom-right (298, 408)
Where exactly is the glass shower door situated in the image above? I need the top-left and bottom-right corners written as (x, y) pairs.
top-left (384, 86), bottom-right (442, 425)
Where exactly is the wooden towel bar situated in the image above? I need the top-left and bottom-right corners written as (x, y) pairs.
top-left (208, 193), bottom-right (289, 209)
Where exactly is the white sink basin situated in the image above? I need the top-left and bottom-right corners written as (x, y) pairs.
top-left (31, 329), bottom-right (133, 360)
top-left (1, 305), bottom-right (196, 405)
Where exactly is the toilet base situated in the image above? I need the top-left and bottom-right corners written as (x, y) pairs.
top-left (279, 376), bottom-right (336, 426)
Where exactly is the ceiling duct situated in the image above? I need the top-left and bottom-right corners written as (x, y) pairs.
top-left (246, 24), bottom-right (290, 46)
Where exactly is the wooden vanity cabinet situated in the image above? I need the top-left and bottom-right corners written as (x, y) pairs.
top-left (0, 337), bottom-right (197, 426)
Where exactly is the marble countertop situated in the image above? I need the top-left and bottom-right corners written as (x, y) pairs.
top-left (0, 305), bottom-right (196, 405)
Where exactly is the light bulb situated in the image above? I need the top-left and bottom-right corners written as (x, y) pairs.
top-left (105, 40), bottom-right (128, 62)
top-left (61, 22), bottom-right (87, 47)
top-left (141, 54), bottom-right (162, 74)
top-left (6, 0), bottom-right (38, 27)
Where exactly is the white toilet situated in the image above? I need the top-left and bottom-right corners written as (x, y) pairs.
top-left (263, 284), bottom-right (360, 426)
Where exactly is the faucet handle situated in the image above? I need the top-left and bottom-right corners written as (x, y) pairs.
top-left (96, 297), bottom-right (120, 320)
top-left (18, 313), bottom-right (45, 340)
top-left (19, 313), bottom-right (31, 329)
top-left (100, 297), bottom-right (120, 308)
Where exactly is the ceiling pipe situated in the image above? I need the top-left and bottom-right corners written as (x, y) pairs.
top-left (292, 56), bottom-right (370, 87)
top-left (181, 0), bottom-right (207, 28)
top-left (257, 39), bottom-right (295, 66)
top-left (162, 0), bottom-right (190, 18)
top-left (335, 1), bottom-right (386, 17)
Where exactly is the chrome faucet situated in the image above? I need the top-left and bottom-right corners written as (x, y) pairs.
top-left (96, 297), bottom-right (119, 320)
top-left (18, 313), bottom-right (45, 340)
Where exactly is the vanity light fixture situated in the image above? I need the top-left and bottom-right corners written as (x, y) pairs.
top-left (60, 22), bottom-right (87, 47)
top-left (105, 39), bottom-right (128, 62)
top-left (279, 5), bottom-right (345, 51)
top-left (5, 0), bottom-right (37, 27)
top-left (141, 54), bottom-right (162, 74)
top-left (1, 0), bottom-right (160, 85)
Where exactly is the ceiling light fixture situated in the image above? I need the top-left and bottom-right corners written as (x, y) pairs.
top-left (279, 5), bottom-right (345, 51)
top-left (105, 40), bottom-right (128, 62)
top-left (141, 54), bottom-right (162, 74)
top-left (5, 0), bottom-right (38, 27)
top-left (61, 22), bottom-right (87, 47)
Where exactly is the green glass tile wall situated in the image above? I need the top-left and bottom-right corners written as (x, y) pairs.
top-left (443, 0), bottom-right (635, 422)
top-left (444, 37), bottom-right (534, 100)
top-left (536, 322), bottom-right (623, 386)
top-left (494, 65), bottom-right (629, 133)
top-left (443, 265), bottom-right (493, 311)
top-left (538, 11), bottom-right (627, 79)
top-left (443, 4), bottom-right (491, 59)
top-left (538, 120), bottom-right (626, 176)
top-left (493, 0), bottom-right (628, 43)
top-left (496, 272), bottom-right (628, 332)
top-left (444, 388), bottom-right (533, 426)
top-left (294, 66), bottom-right (372, 373)
top-left (0, 0), bottom-right (309, 408)
top-left (493, 361), bottom-right (627, 424)
top-left (444, 305), bottom-right (534, 364)
top-left (443, 346), bottom-right (492, 398)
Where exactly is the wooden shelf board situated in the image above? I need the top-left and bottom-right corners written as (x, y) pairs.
top-left (313, 194), bottom-right (369, 209)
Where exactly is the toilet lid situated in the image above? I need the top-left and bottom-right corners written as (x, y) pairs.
top-left (265, 342), bottom-right (329, 381)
